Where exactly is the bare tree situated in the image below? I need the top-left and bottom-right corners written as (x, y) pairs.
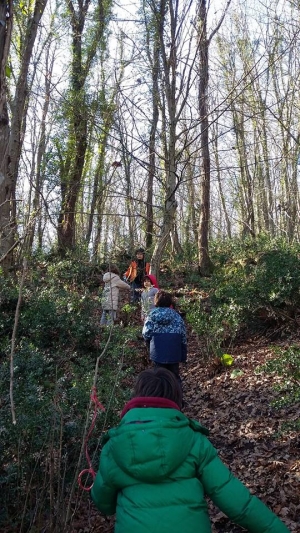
top-left (148, 0), bottom-right (197, 277)
top-left (197, 0), bottom-right (231, 275)
top-left (0, 0), bottom-right (47, 269)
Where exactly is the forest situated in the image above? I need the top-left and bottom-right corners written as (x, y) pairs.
top-left (1, 0), bottom-right (300, 268)
top-left (0, 0), bottom-right (300, 532)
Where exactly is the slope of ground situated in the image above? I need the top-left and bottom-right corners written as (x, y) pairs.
top-left (182, 330), bottom-right (299, 532)
top-left (74, 324), bottom-right (299, 533)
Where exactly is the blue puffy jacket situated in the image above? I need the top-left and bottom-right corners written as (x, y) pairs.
top-left (142, 307), bottom-right (187, 363)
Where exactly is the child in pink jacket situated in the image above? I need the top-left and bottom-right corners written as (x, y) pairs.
top-left (140, 274), bottom-right (159, 321)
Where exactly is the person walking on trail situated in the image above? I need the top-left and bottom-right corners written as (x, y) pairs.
top-left (142, 290), bottom-right (187, 383)
top-left (100, 265), bottom-right (130, 326)
top-left (91, 367), bottom-right (290, 533)
top-left (140, 274), bottom-right (159, 322)
top-left (123, 248), bottom-right (150, 302)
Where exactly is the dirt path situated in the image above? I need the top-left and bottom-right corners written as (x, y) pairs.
top-left (182, 330), bottom-right (299, 532)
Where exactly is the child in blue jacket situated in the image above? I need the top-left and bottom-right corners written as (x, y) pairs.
top-left (142, 290), bottom-right (187, 381)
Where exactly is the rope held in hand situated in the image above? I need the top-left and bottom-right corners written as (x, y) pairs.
top-left (77, 386), bottom-right (105, 491)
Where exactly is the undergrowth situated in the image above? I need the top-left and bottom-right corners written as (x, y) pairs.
top-left (257, 345), bottom-right (300, 431)
top-left (0, 255), bottom-right (140, 532)
top-left (181, 236), bottom-right (300, 356)
top-left (1, 238), bottom-right (300, 531)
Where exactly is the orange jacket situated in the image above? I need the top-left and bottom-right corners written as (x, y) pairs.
top-left (124, 261), bottom-right (150, 282)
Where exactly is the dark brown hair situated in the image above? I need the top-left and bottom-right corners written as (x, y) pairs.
top-left (154, 290), bottom-right (174, 308)
top-left (133, 368), bottom-right (182, 408)
top-left (109, 264), bottom-right (120, 275)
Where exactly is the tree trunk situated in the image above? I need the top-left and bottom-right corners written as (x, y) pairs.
top-left (150, 0), bottom-right (179, 279)
top-left (57, 0), bottom-right (112, 252)
top-left (145, 24), bottom-right (160, 250)
top-left (86, 97), bottom-right (115, 245)
top-left (213, 127), bottom-right (232, 239)
top-left (0, 0), bottom-right (13, 269)
top-left (0, 0), bottom-right (47, 268)
top-left (197, 0), bottom-right (214, 276)
top-left (25, 42), bottom-right (54, 252)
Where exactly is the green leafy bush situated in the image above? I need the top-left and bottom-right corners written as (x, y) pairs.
top-left (258, 345), bottom-right (300, 407)
top-left (184, 237), bottom-right (300, 356)
top-left (0, 257), bottom-right (140, 532)
top-left (257, 345), bottom-right (300, 432)
top-left (185, 299), bottom-right (242, 357)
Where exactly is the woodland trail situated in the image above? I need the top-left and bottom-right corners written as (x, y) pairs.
top-left (182, 328), bottom-right (299, 532)
top-left (77, 325), bottom-right (300, 533)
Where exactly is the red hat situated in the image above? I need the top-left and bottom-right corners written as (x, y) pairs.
top-left (144, 274), bottom-right (159, 289)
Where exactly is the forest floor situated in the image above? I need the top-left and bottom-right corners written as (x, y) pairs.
top-left (76, 324), bottom-right (300, 533)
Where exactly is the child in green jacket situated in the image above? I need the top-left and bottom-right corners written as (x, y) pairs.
top-left (91, 368), bottom-right (290, 533)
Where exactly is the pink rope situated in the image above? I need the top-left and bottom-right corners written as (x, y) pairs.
top-left (77, 387), bottom-right (105, 491)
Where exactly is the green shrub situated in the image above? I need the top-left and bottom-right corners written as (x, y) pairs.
top-left (0, 329), bottom-right (136, 530)
top-left (257, 345), bottom-right (300, 431)
top-left (0, 257), bottom-right (140, 532)
top-left (258, 345), bottom-right (300, 406)
top-left (185, 299), bottom-right (242, 357)
top-left (184, 237), bottom-right (300, 356)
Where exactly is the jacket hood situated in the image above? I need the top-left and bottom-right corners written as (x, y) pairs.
top-left (103, 272), bottom-right (119, 282)
top-left (120, 397), bottom-right (181, 417)
top-left (149, 306), bottom-right (178, 325)
top-left (144, 274), bottom-right (159, 288)
top-left (106, 407), bottom-right (195, 483)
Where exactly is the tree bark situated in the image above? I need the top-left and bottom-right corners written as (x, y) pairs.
top-left (25, 41), bottom-right (54, 252)
top-left (144, 14), bottom-right (160, 251)
top-left (197, 0), bottom-right (214, 276)
top-left (0, 0), bottom-right (47, 269)
top-left (57, 0), bottom-right (111, 252)
top-left (150, 0), bottom-right (180, 279)
top-left (0, 0), bottom-right (13, 269)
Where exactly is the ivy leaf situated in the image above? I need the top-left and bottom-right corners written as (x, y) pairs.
top-left (230, 369), bottom-right (244, 379)
top-left (19, 1), bottom-right (28, 14)
top-left (5, 65), bottom-right (11, 78)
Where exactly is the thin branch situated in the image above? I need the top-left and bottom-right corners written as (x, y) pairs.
top-left (10, 257), bottom-right (28, 424)
top-left (208, 0), bottom-right (232, 45)
top-left (0, 239), bottom-right (21, 265)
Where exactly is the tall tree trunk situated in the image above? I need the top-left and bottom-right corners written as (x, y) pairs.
top-left (145, 19), bottom-right (160, 251)
top-left (151, 0), bottom-right (179, 279)
top-left (57, 0), bottom-right (111, 252)
top-left (197, 0), bottom-right (214, 276)
top-left (196, 0), bottom-right (231, 271)
top-left (25, 42), bottom-right (54, 252)
top-left (212, 126), bottom-right (232, 238)
top-left (231, 105), bottom-right (255, 237)
top-left (183, 156), bottom-right (199, 244)
top-left (86, 95), bottom-right (116, 245)
top-left (0, 0), bottom-right (47, 268)
top-left (0, 0), bottom-right (13, 269)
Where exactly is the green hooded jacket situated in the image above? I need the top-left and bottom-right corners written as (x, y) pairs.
top-left (91, 404), bottom-right (290, 533)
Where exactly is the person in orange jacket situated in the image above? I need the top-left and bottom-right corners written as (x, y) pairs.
top-left (124, 248), bottom-right (150, 302)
